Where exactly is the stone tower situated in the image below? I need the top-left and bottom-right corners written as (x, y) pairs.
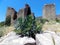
top-left (17, 8), bottom-right (34, 22)
top-left (43, 4), bottom-right (56, 20)
top-left (6, 7), bottom-right (17, 25)
top-left (6, 4), bottom-right (34, 25)
top-left (17, 9), bottom-right (25, 22)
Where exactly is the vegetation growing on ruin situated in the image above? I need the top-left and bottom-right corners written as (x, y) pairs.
top-left (14, 15), bottom-right (48, 39)
top-left (5, 15), bottom-right (11, 26)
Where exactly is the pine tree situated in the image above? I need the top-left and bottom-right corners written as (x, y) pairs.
top-left (15, 15), bottom-right (36, 38)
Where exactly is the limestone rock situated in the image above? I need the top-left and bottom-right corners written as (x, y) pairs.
top-left (0, 31), bottom-right (35, 45)
top-left (36, 31), bottom-right (60, 45)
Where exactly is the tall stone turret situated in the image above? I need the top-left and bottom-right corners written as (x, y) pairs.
top-left (17, 4), bottom-right (32, 22)
top-left (17, 9), bottom-right (25, 22)
top-left (43, 4), bottom-right (56, 20)
top-left (6, 7), bottom-right (17, 25)
top-left (17, 8), bottom-right (34, 22)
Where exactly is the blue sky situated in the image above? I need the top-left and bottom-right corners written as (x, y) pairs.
top-left (0, 0), bottom-right (60, 22)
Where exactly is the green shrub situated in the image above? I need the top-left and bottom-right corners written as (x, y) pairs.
top-left (35, 18), bottom-right (48, 33)
top-left (0, 22), bottom-right (5, 27)
top-left (14, 29), bottom-right (21, 35)
top-left (56, 18), bottom-right (60, 23)
top-left (14, 15), bottom-right (45, 39)
top-left (40, 18), bottom-right (48, 24)
top-left (14, 15), bottom-right (36, 37)
top-left (0, 30), bottom-right (4, 37)
top-left (35, 21), bottom-right (43, 33)
top-left (5, 15), bottom-right (11, 26)
top-left (0, 27), bottom-right (6, 37)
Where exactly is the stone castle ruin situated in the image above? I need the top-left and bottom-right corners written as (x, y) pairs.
top-left (43, 4), bottom-right (56, 20)
top-left (6, 4), bottom-right (34, 25)
top-left (43, 4), bottom-right (60, 20)
top-left (6, 7), bottom-right (17, 25)
top-left (6, 4), bottom-right (60, 25)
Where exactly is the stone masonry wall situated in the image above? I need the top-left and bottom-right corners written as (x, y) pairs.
top-left (43, 4), bottom-right (56, 20)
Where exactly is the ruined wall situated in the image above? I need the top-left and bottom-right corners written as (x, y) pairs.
top-left (17, 8), bottom-right (34, 22)
top-left (6, 7), bottom-right (34, 25)
top-left (17, 9), bottom-right (25, 22)
top-left (6, 4), bottom-right (60, 26)
top-left (43, 4), bottom-right (56, 20)
top-left (6, 7), bottom-right (17, 25)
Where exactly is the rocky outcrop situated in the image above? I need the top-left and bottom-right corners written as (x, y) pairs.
top-left (36, 31), bottom-right (60, 45)
top-left (0, 31), bottom-right (36, 45)
top-left (0, 30), bottom-right (60, 45)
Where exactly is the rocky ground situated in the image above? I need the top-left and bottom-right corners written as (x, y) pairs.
top-left (0, 22), bottom-right (60, 45)
top-left (0, 31), bottom-right (36, 45)
top-left (36, 31), bottom-right (60, 45)
top-left (0, 30), bottom-right (60, 45)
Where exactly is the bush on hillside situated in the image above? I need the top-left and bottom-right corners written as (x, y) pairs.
top-left (0, 21), bottom-right (5, 27)
top-left (35, 18), bottom-right (48, 33)
top-left (0, 30), bottom-right (4, 37)
top-left (35, 21), bottom-right (43, 33)
top-left (40, 18), bottom-right (48, 24)
top-left (14, 29), bottom-right (21, 35)
top-left (5, 15), bottom-right (11, 26)
top-left (14, 15), bottom-right (36, 38)
top-left (14, 15), bottom-right (47, 39)
top-left (56, 18), bottom-right (60, 23)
